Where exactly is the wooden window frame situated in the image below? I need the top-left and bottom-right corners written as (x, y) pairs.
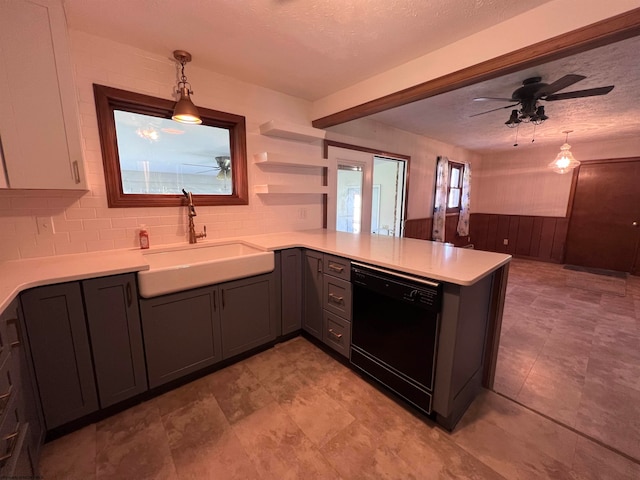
top-left (446, 161), bottom-right (464, 214)
top-left (93, 84), bottom-right (248, 208)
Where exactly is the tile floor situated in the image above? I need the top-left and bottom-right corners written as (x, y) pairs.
top-left (494, 258), bottom-right (640, 462)
top-left (39, 258), bottom-right (640, 479)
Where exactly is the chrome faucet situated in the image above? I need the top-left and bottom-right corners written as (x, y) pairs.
top-left (182, 189), bottom-right (207, 244)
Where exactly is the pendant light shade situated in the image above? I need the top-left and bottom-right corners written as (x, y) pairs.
top-left (548, 130), bottom-right (580, 174)
top-left (172, 50), bottom-right (202, 125)
top-left (173, 86), bottom-right (202, 124)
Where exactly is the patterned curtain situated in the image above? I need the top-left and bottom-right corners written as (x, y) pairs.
top-left (432, 156), bottom-right (449, 242)
top-left (456, 163), bottom-right (471, 236)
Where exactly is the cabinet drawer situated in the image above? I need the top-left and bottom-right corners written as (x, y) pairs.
top-left (324, 255), bottom-right (350, 281)
top-left (0, 389), bottom-right (20, 471)
top-left (323, 276), bottom-right (352, 320)
top-left (0, 300), bottom-right (20, 372)
top-left (0, 353), bottom-right (18, 425)
top-left (322, 311), bottom-right (351, 358)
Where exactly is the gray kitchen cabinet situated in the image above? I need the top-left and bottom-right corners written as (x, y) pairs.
top-left (302, 250), bottom-right (324, 340)
top-left (20, 283), bottom-right (98, 430)
top-left (140, 286), bottom-right (222, 388)
top-left (433, 273), bottom-right (494, 430)
top-left (0, 299), bottom-right (44, 477)
top-left (219, 273), bottom-right (278, 359)
top-left (141, 271), bottom-right (278, 385)
top-left (280, 248), bottom-right (302, 335)
top-left (321, 254), bottom-right (352, 358)
top-left (82, 274), bottom-right (147, 408)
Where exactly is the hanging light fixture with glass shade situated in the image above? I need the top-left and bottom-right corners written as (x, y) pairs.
top-left (172, 50), bottom-right (202, 125)
top-left (548, 130), bottom-right (580, 174)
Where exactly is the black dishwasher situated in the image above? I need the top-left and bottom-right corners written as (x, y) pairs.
top-left (350, 262), bottom-right (441, 414)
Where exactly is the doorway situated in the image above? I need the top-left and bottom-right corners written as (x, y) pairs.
top-left (565, 158), bottom-right (640, 274)
top-left (328, 145), bottom-right (407, 236)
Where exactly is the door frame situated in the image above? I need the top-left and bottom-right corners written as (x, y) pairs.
top-left (323, 140), bottom-right (411, 233)
top-left (564, 156), bottom-right (640, 273)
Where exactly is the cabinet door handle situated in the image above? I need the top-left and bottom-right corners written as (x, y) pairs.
top-left (126, 282), bottom-right (133, 307)
top-left (317, 258), bottom-right (322, 273)
top-left (72, 161), bottom-right (81, 184)
top-left (221, 289), bottom-right (225, 309)
top-left (213, 290), bottom-right (217, 311)
top-left (328, 264), bottom-right (344, 273)
top-left (0, 426), bottom-right (20, 464)
top-left (6, 318), bottom-right (20, 348)
top-left (328, 328), bottom-right (343, 340)
top-left (328, 293), bottom-right (344, 304)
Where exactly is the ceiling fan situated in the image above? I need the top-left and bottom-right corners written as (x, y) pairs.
top-left (471, 74), bottom-right (614, 127)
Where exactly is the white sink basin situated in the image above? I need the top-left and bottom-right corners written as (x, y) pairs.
top-left (138, 242), bottom-right (274, 298)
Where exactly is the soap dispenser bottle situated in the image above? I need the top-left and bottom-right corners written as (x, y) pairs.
top-left (139, 225), bottom-right (150, 249)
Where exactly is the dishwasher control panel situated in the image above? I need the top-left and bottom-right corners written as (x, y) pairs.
top-left (352, 264), bottom-right (441, 312)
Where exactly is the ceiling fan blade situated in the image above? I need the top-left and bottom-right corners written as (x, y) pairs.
top-left (472, 97), bottom-right (515, 102)
top-left (544, 85), bottom-right (614, 101)
top-left (469, 103), bottom-right (520, 117)
top-left (536, 74), bottom-right (586, 97)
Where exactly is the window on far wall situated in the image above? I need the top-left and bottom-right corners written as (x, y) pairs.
top-left (93, 84), bottom-right (248, 208)
top-left (446, 161), bottom-right (464, 213)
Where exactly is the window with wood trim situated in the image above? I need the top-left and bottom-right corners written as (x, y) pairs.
top-left (93, 84), bottom-right (248, 208)
top-left (446, 162), bottom-right (464, 213)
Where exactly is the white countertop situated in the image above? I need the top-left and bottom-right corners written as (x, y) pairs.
top-left (0, 229), bottom-right (510, 312)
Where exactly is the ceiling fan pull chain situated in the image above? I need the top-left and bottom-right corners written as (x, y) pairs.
top-left (513, 124), bottom-right (519, 147)
top-left (532, 123), bottom-right (536, 143)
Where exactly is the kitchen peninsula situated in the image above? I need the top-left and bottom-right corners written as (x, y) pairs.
top-left (0, 229), bottom-right (510, 472)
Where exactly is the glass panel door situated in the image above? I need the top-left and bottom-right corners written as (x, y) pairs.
top-left (372, 156), bottom-right (406, 237)
top-left (336, 164), bottom-right (364, 233)
top-left (328, 146), bottom-right (406, 236)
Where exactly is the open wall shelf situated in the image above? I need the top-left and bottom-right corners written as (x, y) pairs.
top-left (254, 184), bottom-right (328, 195)
top-left (259, 120), bottom-right (326, 143)
top-left (253, 152), bottom-right (326, 168)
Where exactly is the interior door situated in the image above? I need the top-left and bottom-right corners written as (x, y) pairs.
top-left (565, 159), bottom-right (640, 273)
top-left (327, 147), bottom-right (373, 233)
top-left (327, 146), bottom-right (407, 236)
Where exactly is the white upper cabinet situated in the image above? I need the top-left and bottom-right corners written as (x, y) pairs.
top-left (0, 0), bottom-right (86, 189)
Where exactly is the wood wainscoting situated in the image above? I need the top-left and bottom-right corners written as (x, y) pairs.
top-left (405, 215), bottom-right (471, 248)
top-left (405, 214), bottom-right (568, 263)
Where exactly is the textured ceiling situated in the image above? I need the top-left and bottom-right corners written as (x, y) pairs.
top-left (367, 36), bottom-right (640, 153)
top-left (63, 0), bottom-right (554, 100)
top-left (63, 0), bottom-right (638, 153)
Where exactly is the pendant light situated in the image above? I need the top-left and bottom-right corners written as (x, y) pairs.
top-left (548, 130), bottom-right (580, 174)
top-left (172, 50), bottom-right (202, 125)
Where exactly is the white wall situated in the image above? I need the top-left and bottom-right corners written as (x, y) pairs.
top-left (326, 118), bottom-right (480, 219)
top-left (0, 31), bottom-right (326, 261)
top-left (473, 136), bottom-right (640, 216)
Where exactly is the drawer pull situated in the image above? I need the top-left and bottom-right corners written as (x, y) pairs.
top-left (328, 328), bottom-right (343, 340)
top-left (328, 264), bottom-right (344, 273)
top-left (0, 427), bottom-right (19, 464)
top-left (126, 282), bottom-right (133, 307)
top-left (328, 293), bottom-right (344, 304)
top-left (0, 385), bottom-right (12, 401)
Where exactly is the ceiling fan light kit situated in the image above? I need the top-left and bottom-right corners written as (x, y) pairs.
top-left (548, 130), bottom-right (580, 174)
top-left (473, 75), bottom-right (614, 140)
